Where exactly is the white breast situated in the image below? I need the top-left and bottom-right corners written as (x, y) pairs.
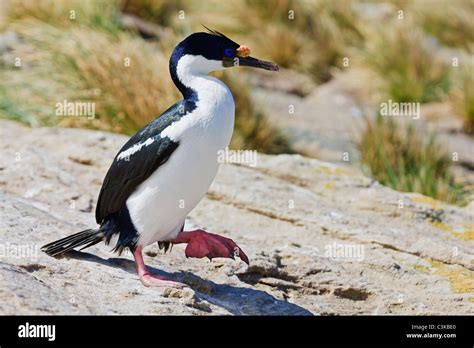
top-left (126, 71), bottom-right (235, 247)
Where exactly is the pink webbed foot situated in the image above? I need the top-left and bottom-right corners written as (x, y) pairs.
top-left (133, 246), bottom-right (185, 288)
top-left (169, 229), bottom-right (249, 264)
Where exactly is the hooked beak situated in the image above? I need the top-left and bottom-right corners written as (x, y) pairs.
top-left (237, 56), bottom-right (279, 71)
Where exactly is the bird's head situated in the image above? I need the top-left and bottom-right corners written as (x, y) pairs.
top-left (170, 27), bottom-right (279, 78)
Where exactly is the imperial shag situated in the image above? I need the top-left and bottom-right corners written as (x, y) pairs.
top-left (41, 28), bottom-right (279, 288)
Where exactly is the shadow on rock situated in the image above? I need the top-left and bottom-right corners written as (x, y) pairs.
top-left (65, 250), bottom-right (313, 315)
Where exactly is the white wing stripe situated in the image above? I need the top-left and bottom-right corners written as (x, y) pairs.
top-left (117, 137), bottom-right (155, 161)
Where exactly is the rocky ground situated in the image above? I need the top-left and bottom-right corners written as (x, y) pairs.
top-left (0, 119), bottom-right (472, 315)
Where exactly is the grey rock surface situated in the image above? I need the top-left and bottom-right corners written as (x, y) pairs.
top-left (0, 120), bottom-right (472, 315)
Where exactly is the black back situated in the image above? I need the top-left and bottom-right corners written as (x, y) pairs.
top-left (95, 100), bottom-right (196, 224)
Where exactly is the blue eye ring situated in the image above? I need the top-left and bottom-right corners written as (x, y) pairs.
top-left (224, 48), bottom-right (234, 57)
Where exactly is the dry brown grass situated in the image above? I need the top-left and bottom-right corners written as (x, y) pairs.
top-left (362, 18), bottom-right (451, 103)
top-left (178, 0), bottom-right (363, 83)
top-left (413, 0), bottom-right (474, 51)
top-left (1, 19), bottom-right (179, 133)
top-left (5, 0), bottom-right (122, 32)
top-left (121, 0), bottom-right (187, 27)
top-left (241, 0), bottom-right (363, 82)
top-left (1, 12), bottom-right (292, 152)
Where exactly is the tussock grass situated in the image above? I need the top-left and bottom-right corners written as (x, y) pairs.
top-left (6, 0), bottom-right (122, 32)
top-left (0, 0), bottom-right (291, 153)
top-left (181, 0), bottom-right (363, 83)
top-left (121, 0), bottom-right (187, 27)
top-left (247, 0), bottom-right (363, 82)
top-left (414, 0), bottom-right (474, 51)
top-left (2, 0), bottom-right (472, 165)
top-left (1, 8), bottom-right (292, 152)
top-left (1, 20), bottom-right (179, 133)
top-left (450, 57), bottom-right (474, 135)
top-left (360, 115), bottom-right (462, 203)
top-left (363, 18), bottom-right (451, 103)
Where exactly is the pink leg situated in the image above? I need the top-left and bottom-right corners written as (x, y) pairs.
top-left (133, 246), bottom-right (185, 288)
top-left (169, 229), bottom-right (249, 264)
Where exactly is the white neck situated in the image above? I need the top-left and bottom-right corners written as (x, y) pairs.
top-left (176, 54), bottom-right (234, 112)
top-left (163, 55), bottom-right (235, 144)
top-left (176, 54), bottom-right (224, 79)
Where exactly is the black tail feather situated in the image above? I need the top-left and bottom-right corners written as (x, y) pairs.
top-left (41, 229), bottom-right (104, 257)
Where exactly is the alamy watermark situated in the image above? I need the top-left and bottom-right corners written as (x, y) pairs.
top-left (324, 242), bottom-right (365, 262)
top-left (55, 99), bottom-right (95, 119)
top-left (18, 322), bottom-right (55, 341)
top-left (0, 242), bottom-right (39, 261)
top-left (217, 146), bottom-right (258, 167)
top-left (380, 99), bottom-right (420, 120)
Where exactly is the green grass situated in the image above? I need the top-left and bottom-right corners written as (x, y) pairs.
top-left (360, 115), bottom-right (463, 204)
top-left (450, 56), bottom-right (474, 135)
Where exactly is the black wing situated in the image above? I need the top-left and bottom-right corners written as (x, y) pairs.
top-left (95, 100), bottom-right (195, 224)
